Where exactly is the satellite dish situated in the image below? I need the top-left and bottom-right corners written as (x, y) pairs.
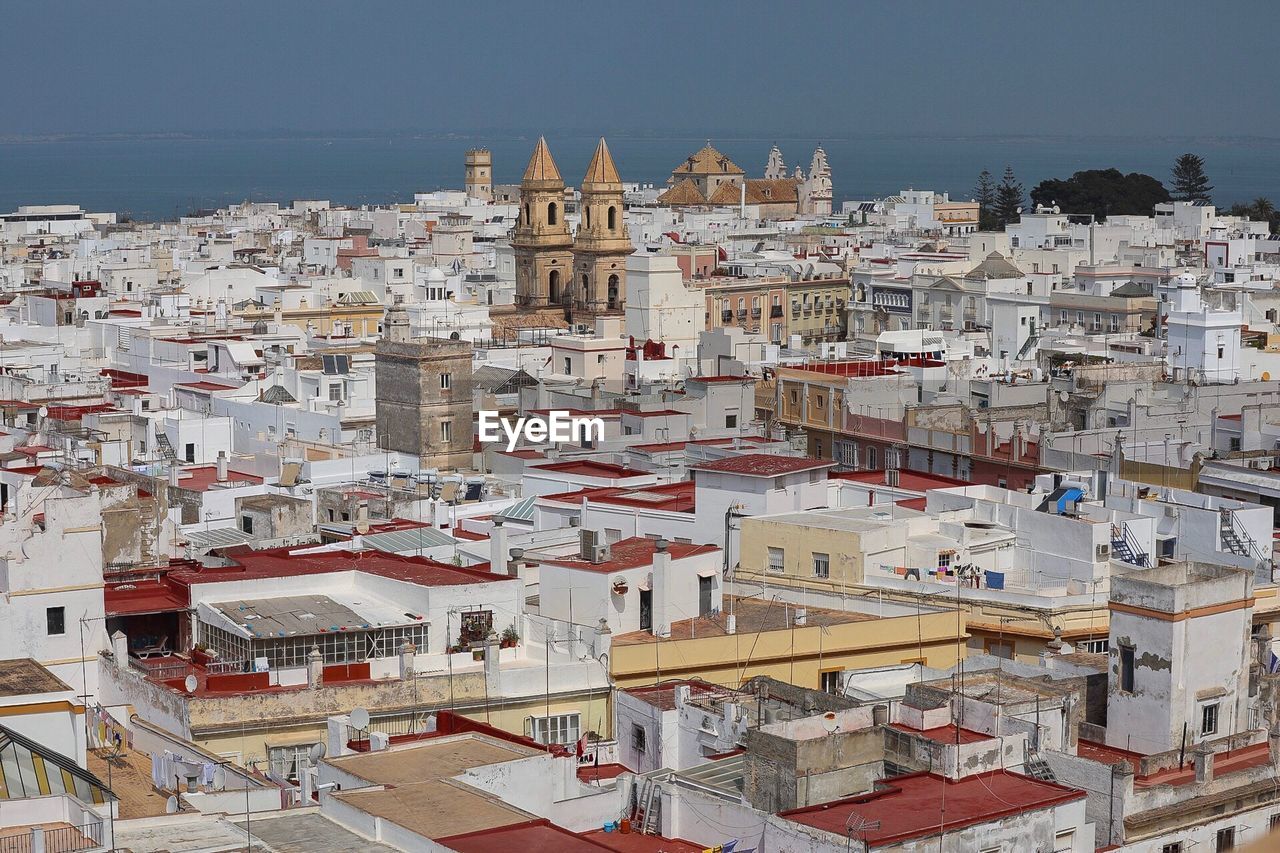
top-left (183, 674), bottom-right (198, 693)
top-left (37, 406), bottom-right (48, 419)
top-left (821, 712), bottom-right (839, 734)
top-left (212, 766), bottom-right (226, 789)
top-left (350, 707), bottom-right (370, 729)
top-left (165, 795), bottom-right (179, 814)
top-left (308, 742), bottom-right (326, 764)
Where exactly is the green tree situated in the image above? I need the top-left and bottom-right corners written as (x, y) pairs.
top-left (1029, 169), bottom-right (1170, 219)
top-left (1170, 153), bottom-right (1213, 202)
top-left (974, 169), bottom-right (998, 230)
top-left (993, 166), bottom-right (1024, 227)
top-left (1252, 197), bottom-right (1276, 220)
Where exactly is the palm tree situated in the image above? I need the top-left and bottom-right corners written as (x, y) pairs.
top-left (1252, 197), bottom-right (1276, 220)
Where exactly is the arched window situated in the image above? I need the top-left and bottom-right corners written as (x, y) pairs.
top-left (607, 206), bottom-right (617, 230)
top-left (584, 206), bottom-right (591, 228)
top-left (523, 203), bottom-right (530, 224)
top-left (549, 270), bottom-right (561, 303)
top-left (608, 274), bottom-right (620, 308)
top-left (582, 273), bottom-right (589, 292)
top-left (547, 202), bottom-right (558, 226)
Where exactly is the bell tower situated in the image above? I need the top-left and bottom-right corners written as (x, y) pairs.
top-left (464, 148), bottom-right (493, 202)
top-left (572, 137), bottom-right (633, 313)
top-left (513, 137), bottom-right (573, 307)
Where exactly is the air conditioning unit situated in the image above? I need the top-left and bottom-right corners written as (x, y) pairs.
top-left (1096, 543), bottom-right (1111, 559)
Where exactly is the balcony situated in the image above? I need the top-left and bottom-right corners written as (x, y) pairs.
top-left (721, 310), bottom-right (733, 322)
top-left (736, 309), bottom-right (748, 319)
top-left (771, 305), bottom-right (784, 318)
top-left (751, 307), bottom-right (762, 318)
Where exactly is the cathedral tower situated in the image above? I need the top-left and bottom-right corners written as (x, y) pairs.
top-left (572, 138), bottom-right (633, 312)
top-left (513, 137), bottom-right (573, 307)
top-left (799, 145), bottom-right (833, 216)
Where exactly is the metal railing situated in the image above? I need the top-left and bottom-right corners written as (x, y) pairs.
top-left (0, 822), bottom-right (101, 853)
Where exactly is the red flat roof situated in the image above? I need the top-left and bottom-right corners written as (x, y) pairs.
top-left (691, 454), bottom-right (833, 477)
top-left (538, 537), bottom-right (717, 574)
top-left (631, 435), bottom-right (770, 453)
top-left (831, 470), bottom-right (972, 491)
top-left (621, 409), bottom-right (689, 418)
top-left (105, 578), bottom-right (189, 616)
top-left (624, 679), bottom-right (739, 711)
top-left (174, 380), bottom-right (238, 392)
top-left (172, 465), bottom-right (263, 491)
top-left (174, 545), bottom-right (510, 588)
top-left (686, 374), bottom-right (755, 383)
top-left (889, 722), bottom-right (991, 745)
top-left (781, 771), bottom-right (1083, 846)
top-left (539, 482), bottom-right (696, 514)
top-left (533, 460), bottom-right (647, 478)
top-left (437, 821), bottom-right (702, 853)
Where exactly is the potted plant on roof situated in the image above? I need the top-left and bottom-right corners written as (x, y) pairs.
top-left (191, 643), bottom-right (218, 667)
top-left (500, 625), bottom-right (520, 649)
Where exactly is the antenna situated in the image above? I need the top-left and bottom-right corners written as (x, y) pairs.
top-left (350, 707), bottom-right (370, 730)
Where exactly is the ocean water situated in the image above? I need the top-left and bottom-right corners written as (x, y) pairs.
top-left (2, 134), bottom-right (1278, 222)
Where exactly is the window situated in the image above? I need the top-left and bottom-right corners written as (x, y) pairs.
top-left (1162, 843), bottom-right (1184, 853)
top-left (938, 551), bottom-right (953, 570)
top-left (241, 515), bottom-right (253, 535)
top-left (440, 373), bottom-right (452, 390)
top-left (530, 713), bottom-right (579, 746)
top-left (631, 724), bottom-right (647, 755)
top-left (1059, 309), bottom-right (1068, 325)
top-left (820, 670), bottom-right (842, 695)
top-left (985, 639), bottom-right (1014, 660)
top-left (836, 441), bottom-right (859, 469)
top-left (607, 206), bottom-right (617, 230)
top-left (1080, 638), bottom-right (1108, 654)
top-left (268, 744), bottom-right (315, 783)
top-left (184, 443), bottom-right (196, 463)
top-left (1216, 826), bottom-right (1234, 850)
top-left (1229, 437), bottom-right (1241, 452)
top-left (725, 413), bottom-right (737, 429)
top-left (440, 421), bottom-right (452, 443)
top-left (547, 202), bottom-right (558, 226)
top-left (865, 446), bottom-right (878, 469)
top-left (1202, 702), bottom-right (1219, 736)
top-left (46, 607), bottom-right (65, 636)
top-left (699, 575), bottom-right (713, 617)
top-left (328, 384), bottom-right (342, 402)
top-left (767, 547), bottom-right (785, 573)
top-left (1120, 644), bottom-right (1135, 693)
top-left (812, 552), bottom-right (830, 578)
top-left (639, 589), bottom-right (652, 631)
top-left (564, 357), bottom-right (572, 374)
top-left (1054, 830), bottom-right (1075, 852)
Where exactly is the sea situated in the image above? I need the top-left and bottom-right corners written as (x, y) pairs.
top-left (2, 133), bottom-right (1279, 223)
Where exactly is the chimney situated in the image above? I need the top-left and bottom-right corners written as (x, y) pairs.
top-left (216, 450), bottom-right (228, 482)
top-left (651, 539), bottom-right (671, 637)
top-left (674, 683), bottom-right (691, 709)
top-left (508, 547), bottom-right (524, 579)
top-left (111, 631), bottom-right (129, 669)
top-left (355, 500), bottom-right (370, 535)
top-left (168, 463), bottom-right (180, 488)
top-left (490, 518), bottom-right (508, 575)
top-left (484, 631), bottom-right (501, 696)
top-left (307, 646), bottom-right (324, 688)
top-left (399, 641), bottom-right (416, 680)
top-left (1192, 742), bottom-right (1215, 784)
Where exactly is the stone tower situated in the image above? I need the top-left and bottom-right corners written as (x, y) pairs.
top-left (374, 336), bottom-right (474, 469)
top-left (572, 138), bottom-right (633, 313)
top-left (799, 146), bottom-right (833, 216)
top-left (513, 137), bottom-right (573, 307)
top-left (464, 149), bottom-right (493, 202)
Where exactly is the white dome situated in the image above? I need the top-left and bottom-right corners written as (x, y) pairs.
top-left (427, 268), bottom-right (447, 283)
top-left (1176, 272), bottom-right (1198, 287)
top-left (1210, 220), bottom-right (1228, 230)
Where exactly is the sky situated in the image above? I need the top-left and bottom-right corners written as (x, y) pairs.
top-left (3, 0), bottom-right (1278, 139)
